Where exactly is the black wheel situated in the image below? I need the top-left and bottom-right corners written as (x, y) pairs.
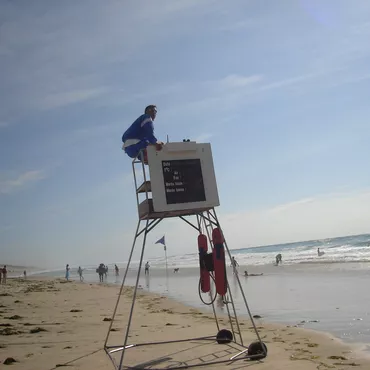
top-left (247, 341), bottom-right (267, 360)
top-left (216, 329), bottom-right (233, 344)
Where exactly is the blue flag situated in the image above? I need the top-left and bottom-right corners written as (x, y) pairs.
top-left (155, 235), bottom-right (166, 251)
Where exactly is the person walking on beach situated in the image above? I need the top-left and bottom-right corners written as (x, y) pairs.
top-left (275, 253), bottom-right (282, 265)
top-left (115, 264), bottom-right (119, 277)
top-left (231, 257), bottom-right (239, 274)
top-left (145, 261), bottom-right (150, 275)
top-left (65, 264), bottom-right (70, 281)
top-left (2, 266), bottom-right (7, 284)
top-left (23, 270), bottom-right (27, 279)
top-left (77, 266), bottom-right (84, 282)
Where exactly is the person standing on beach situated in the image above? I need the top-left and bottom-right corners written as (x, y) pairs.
top-left (97, 263), bottom-right (105, 282)
top-left (23, 270), bottom-right (27, 279)
top-left (77, 266), bottom-right (84, 282)
top-left (145, 261), bottom-right (150, 275)
top-left (115, 264), bottom-right (119, 277)
top-left (2, 266), bottom-right (7, 284)
top-left (65, 264), bottom-right (70, 281)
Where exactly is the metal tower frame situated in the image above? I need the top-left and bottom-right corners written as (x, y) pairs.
top-left (104, 152), bottom-right (267, 369)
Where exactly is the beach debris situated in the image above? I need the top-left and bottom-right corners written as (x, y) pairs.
top-left (64, 346), bottom-right (72, 349)
top-left (110, 328), bottom-right (119, 332)
top-left (328, 355), bottom-right (347, 360)
top-left (14, 300), bottom-right (22, 303)
top-left (253, 314), bottom-right (262, 319)
top-left (0, 323), bottom-right (12, 327)
top-left (103, 317), bottom-right (112, 321)
top-left (3, 357), bottom-right (17, 365)
top-left (70, 309), bottom-right (83, 313)
top-left (0, 293), bottom-right (12, 297)
top-left (5, 315), bottom-right (22, 320)
top-left (29, 327), bottom-right (48, 334)
top-left (165, 323), bottom-right (176, 326)
top-left (307, 343), bottom-right (319, 347)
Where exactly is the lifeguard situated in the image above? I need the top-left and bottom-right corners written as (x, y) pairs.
top-left (121, 105), bottom-right (164, 163)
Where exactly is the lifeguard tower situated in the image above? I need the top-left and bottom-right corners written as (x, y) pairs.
top-left (104, 141), bottom-right (267, 369)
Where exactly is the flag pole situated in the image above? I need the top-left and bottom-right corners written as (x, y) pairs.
top-left (164, 244), bottom-right (168, 277)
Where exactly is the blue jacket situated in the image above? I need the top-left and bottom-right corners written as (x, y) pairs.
top-left (122, 114), bottom-right (157, 144)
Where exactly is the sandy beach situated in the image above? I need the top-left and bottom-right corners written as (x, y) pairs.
top-left (0, 278), bottom-right (369, 369)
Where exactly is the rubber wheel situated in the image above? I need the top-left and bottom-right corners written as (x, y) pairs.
top-left (247, 341), bottom-right (267, 360)
top-left (216, 329), bottom-right (233, 344)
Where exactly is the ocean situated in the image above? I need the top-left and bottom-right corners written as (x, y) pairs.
top-left (132, 233), bottom-right (370, 269)
top-left (28, 233), bottom-right (370, 350)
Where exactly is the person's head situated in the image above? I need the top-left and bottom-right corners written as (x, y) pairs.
top-left (145, 105), bottom-right (157, 120)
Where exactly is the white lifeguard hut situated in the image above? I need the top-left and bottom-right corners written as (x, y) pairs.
top-left (104, 141), bottom-right (267, 369)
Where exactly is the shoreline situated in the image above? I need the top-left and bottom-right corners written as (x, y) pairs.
top-left (16, 262), bottom-right (370, 351)
top-left (1, 277), bottom-right (370, 369)
top-left (10, 261), bottom-right (370, 351)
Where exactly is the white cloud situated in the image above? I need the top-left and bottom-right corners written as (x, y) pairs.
top-left (195, 133), bottom-right (214, 142)
top-left (42, 87), bottom-right (109, 110)
top-left (0, 170), bottom-right (46, 195)
top-left (217, 74), bottom-right (263, 89)
top-left (259, 73), bottom-right (319, 91)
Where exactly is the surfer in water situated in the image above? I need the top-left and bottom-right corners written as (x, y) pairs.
top-left (317, 248), bottom-right (325, 257)
top-left (244, 270), bottom-right (263, 277)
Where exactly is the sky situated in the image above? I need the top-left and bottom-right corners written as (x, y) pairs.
top-left (1, 0), bottom-right (370, 268)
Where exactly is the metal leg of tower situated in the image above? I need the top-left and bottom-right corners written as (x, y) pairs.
top-left (104, 220), bottom-right (141, 350)
top-left (209, 208), bottom-right (267, 358)
top-left (196, 213), bottom-right (220, 333)
top-left (201, 210), bottom-right (243, 346)
top-left (117, 218), bottom-right (150, 370)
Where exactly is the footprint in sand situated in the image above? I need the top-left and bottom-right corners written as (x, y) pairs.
top-left (5, 315), bottom-right (22, 320)
top-left (29, 327), bottom-right (48, 334)
top-left (328, 355), bottom-right (347, 360)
